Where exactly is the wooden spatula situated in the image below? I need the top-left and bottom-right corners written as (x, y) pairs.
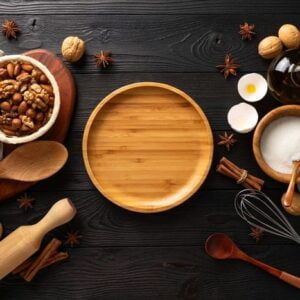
top-left (0, 140), bottom-right (68, 182)
top-left (0, 198), bottom-right (76, 279)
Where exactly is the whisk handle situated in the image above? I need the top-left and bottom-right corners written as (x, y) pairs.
top-left (280, 272), bottom-right (300, 289)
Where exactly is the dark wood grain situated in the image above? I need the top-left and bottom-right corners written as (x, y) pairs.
top-left (0, 0), bottom-right (298, 15)
top-left (1, 245), bottom-right (300, 299)
top-left (0, 0), bottom-right (300, 299)
top-left (0, 190), bottom-right (296, 248)
top-left (0, 15), bottom-right (298, 73)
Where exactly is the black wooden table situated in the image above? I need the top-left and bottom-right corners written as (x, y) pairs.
top-left (0, 1), bottom-right (299, 299)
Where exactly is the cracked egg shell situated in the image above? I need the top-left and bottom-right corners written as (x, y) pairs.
top-left (237, 73), bottom-right (268, 102)
top-left (227, 102), bottom-right (258, 133)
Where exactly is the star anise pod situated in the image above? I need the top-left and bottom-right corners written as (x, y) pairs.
top-left (17, 193), bottom-right (34, 210)
top-left (216, 54), bottom-right (239, 79)
top-left (239, 22), bottom-right (255, 40)
top-left (64, 230), bottom-right (82, 247)
top-left (94, 51), bottom-right (113, 69)
top-left (2, 20), bottom-right (20, 39)
top-left (218, 131), bottom-right (237, 151)
top-left (249, 227), bottom-right (264, 242)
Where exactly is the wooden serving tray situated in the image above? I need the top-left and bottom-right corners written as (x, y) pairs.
top-left (83, 82), bottom-right (213, 213)
top-left (0, 49), bottom-right (76, 202)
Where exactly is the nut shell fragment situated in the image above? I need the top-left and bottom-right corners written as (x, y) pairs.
top-left (227, 102), bottom-right (258, 134)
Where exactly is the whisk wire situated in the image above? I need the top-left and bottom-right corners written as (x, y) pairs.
top-left (242, 195), bottom-right (293, 235)
top-left (235, 189), bottom-right (300, 244)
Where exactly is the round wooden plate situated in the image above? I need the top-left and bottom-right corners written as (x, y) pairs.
top-left (83, 82), bottom-right (213, 213)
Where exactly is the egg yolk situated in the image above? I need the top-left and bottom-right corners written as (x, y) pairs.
top-left (246, 84), bottom-right (256, 94)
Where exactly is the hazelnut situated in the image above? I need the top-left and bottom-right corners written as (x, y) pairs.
top-left (278, 24), bottom-right (300, 49)
top-left (35, 112), bottom-right (44, 122)
top-left (18, 101), bottom-right (28, 114)
top-left (26, 108), bottom-right (36, 119)
top-left (258, 36), bottom-right (283, 59)
top-left (20, 124), bottom-right (31, 132)
top-left (0, 68), bottom-right (8, 79)
top-left (12, 92), bottom-right (23, 103)
top-left (39, 74), bottom-right (48, 83)
top-left (6, 63), bottom-right (14, 78)
top-left (11, 105), bottom-right (18, 112)
top-left (21, 64), bottom-right (33, 72)
top-left (14, 63), bottom-right (21, 77)
top-left (0, 101), bottom-right (11, 111)
top-left (11, 118), bottom-right (21, 130)
top-left (61, 36), bottom-right (85, 62)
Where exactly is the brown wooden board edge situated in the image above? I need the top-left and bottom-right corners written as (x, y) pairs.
top-left (0, 49), bottom-right (76, 202)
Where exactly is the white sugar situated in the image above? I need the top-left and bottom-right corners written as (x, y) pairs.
top-left (260, 116), bottom-right (300, 174)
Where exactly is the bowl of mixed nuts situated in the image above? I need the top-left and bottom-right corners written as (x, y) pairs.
top-left (0, 55), bottom-right (60, 144)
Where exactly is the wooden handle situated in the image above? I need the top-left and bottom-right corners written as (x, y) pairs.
top-left (280, 272), bottom-right (300, 289)
top-left (241, 253), bottom-right (300, 289)
top-left (34, 198), bottom-right (76, 234)
top-left (283, 161), bottom-right (300, 207)
top-left (0, 198), bottom-right (76, 280)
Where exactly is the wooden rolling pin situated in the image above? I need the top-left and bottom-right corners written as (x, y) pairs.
top-left (0, 198), bottom-right (76, 279)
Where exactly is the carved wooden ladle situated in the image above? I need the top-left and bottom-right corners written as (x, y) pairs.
top-left (205, 233), bottom-right (300, 289)
top-left (0, 140), bottom-right (68, 182)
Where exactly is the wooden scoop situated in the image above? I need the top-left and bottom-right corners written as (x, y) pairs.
top-left (0, 198), bottom-right (76, 279)
top-left (282, 160), bottom-right (300, 208)
top-left (0, 141), bottom-right (68, 182)
top-left (205, 233), bottom-right (300, 289)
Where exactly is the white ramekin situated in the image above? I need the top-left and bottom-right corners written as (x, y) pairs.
top-left (0, 54), bottom-right (60, 144)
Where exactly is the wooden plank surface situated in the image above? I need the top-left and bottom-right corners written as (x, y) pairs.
top-left (0, 1), bottom-right (299, 299)
top-left (0, 15), bottom-right (298, 73)
top-left (0, 1), bottom-right (298, 15)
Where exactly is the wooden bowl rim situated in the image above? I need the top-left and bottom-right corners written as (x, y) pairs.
top-left (82, 82), bottom-right (214, 213)
top-left (253, 104), bottom-right (300, 183)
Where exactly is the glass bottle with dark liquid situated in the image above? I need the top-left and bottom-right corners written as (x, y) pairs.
top-left (268, 48), bottom-right (300, 104)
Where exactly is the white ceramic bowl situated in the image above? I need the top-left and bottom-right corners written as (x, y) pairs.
top-left (0, 55), bottom-right (60, 144)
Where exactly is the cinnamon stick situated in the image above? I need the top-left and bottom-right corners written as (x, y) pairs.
top-left (217, 157), bottom-right (264, 190)
top-left (220, 157), bottom-right (264, 185)
top-left (216, 164), bottom-right (252, 189)
top-left (23, 238), bottom-right (62, 282)
top-left (219, 157), bottom-right (263, 189)
top-left (41, 252), bottom-right (69, 269)
top-left (12, 258), bottom-right (34, 275)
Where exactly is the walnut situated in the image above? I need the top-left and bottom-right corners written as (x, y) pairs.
top-left (0, 79), bottom-right (20, 98)
top-left (23, 90), bottom-right (35, 102)
top-left (61, 36), bottom-right (85, 62)
top-left (278, 24), bottom-right (300, 49)
top-left (30, 83), bottom-right (42, 94)
top-left (20, 115), bottom-right (34, 129)
top-left (258, 36), bottom-right (283, 59)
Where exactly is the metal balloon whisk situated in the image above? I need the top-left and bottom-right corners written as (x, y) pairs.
top-left (234, 189), bottom-right (300, 244)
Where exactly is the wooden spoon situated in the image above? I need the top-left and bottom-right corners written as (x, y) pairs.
top-left (283, 160), bottom-right (300, 208)
top-left (281, 192), bottom-right (300, 216)
top-left (205, 233), bottom-right (300, 289)
top-left (0, 141), bottom-right (68, 182)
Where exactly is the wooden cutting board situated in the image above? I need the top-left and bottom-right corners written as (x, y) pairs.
top-left (0, 49), bottom-right (76, 202)
top-left (83, 82), bottom-right (213, 213)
